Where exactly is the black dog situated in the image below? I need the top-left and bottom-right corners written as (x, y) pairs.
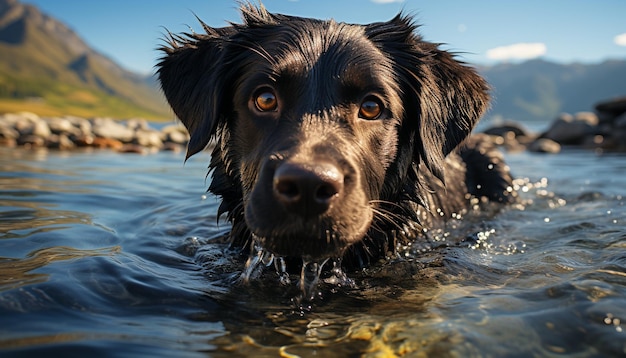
top-left (157, 4), bottom-right (514, 269)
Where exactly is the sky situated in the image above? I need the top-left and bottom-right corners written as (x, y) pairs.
top-left (23, 0), bottom-right (626, 75)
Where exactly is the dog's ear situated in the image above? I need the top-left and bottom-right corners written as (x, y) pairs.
top-left (157, 25), bottom-right (234, 159)
top-left (366, 15), bottom-right (490, 182)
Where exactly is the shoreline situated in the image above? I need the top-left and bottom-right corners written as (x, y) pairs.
top-left (2, 96), bottom-right (625, 155)
top-left (0, 112), bottom-right (189, 154)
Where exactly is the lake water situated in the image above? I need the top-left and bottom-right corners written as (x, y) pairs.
top-left (1, 144), bottom-right (625, 357)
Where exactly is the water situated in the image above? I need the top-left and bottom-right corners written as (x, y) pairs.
top-left (1, 145), bottom-right (625, 357)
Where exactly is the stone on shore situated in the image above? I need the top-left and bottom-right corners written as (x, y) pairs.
top-left (0, 112), bottom-right (190, 153)
top-left (527, 138), bottom-right (561, 153)
top-left (595, 96), bottom-right (626, 119)
top-left (540, 112), bottom-right (598, 145)
top-left (91, 117), bottom-right (136, 142)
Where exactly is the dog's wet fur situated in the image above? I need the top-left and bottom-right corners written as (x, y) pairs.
top-left (157, 3), bottom-right (514, 269)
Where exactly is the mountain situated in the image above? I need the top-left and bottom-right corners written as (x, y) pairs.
top-left (1, 0), bottom-right (624, 123)
top-left (479, 59), bottom-right (626, 123)
top-left (0, 0), bottom-right (171, 120)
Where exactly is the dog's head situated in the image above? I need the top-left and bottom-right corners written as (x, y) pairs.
top-left (157, 4), bottom-right (489, 261)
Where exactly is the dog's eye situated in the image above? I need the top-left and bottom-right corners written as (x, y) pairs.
top-left (254, 90), bottom-right (278, 112)
top-left (359, 97), bottom-right (383, 120)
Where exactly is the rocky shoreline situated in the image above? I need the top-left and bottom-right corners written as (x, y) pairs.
top-left (0, 113), bottom-right (189, 154)
top-left (482, 96), bottom-right (626, 154)
top-left (1, 97), bottom-right (625, 155)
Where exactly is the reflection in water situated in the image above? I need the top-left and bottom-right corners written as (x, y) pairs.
top-left (0, 246), bottom-right (121, 291)
top-left (0, 205), bottom-right (94, 237)
top-left (241, 242), bottom-right (354, 305)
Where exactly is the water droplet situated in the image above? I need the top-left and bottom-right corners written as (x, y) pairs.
top-left (323, 258), bottom-right (355, 289)
top-left (241, 242), bottom-right (274, 283)
top-left (297, 258), bottom-right (329, 302)
top-left (274, 256), bottom-right (291, 285)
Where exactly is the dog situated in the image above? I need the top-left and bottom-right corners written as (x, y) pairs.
top-left (157, 3), bottom-right (514, 270)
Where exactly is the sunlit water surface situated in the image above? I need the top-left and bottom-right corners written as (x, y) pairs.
top-left (1, 145), bottom-right (625, 357)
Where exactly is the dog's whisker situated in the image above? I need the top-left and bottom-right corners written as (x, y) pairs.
top-left (371, 207), bottom-right (407, 230)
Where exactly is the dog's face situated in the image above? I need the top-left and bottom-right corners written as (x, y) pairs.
top-left (232, 21), bottom-right (404, 260)
top-left (158, 5), bottom-right (489, 261)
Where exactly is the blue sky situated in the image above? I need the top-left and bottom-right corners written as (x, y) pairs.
top-left (24, 0), bottom-right (626, 75)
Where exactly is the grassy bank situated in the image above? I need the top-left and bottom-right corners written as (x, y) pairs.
top-left (0, 96), bottom-right (172, 121)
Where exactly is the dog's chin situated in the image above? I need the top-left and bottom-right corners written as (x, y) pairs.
top-left (253, 232), bottom-right (348, 261)
top-left (246, 213), bottom-right (373, 261)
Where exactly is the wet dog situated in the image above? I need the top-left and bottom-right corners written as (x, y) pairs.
top-left (157, 4), bottom-right (514, 269)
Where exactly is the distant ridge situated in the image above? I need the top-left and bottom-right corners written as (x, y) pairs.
top-left (479, 59), bottom-right (626, 123)
top-left (1, 0), bottom-right (624, 123)
top-left (0, 0), bottom-right (171, 119)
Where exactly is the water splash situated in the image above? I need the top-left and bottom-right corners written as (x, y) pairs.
top-left (323, 258), bottom-right (355, 288)
top-left (298, 259), bottom-right (328, 302)
top-left (241, 242), bottom-right (275, 283)
top-left (274, 256), bottom-right (291, 285)
top-left (240, 242), bottom-right (356, 304)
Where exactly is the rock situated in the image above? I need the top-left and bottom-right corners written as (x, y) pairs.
top-left (483, 122), bottom-right (530, 138)
top-left (165, 129), bottom-right (189, 144)
top-left (17, 135), bottom-right (45, 147)
top-left (528, 138), bottom-right (561, 153)
top-left (67, 116), bottom-right (93, 136)
top-left (161, 123), bottom-right (190, 144)
top-left (541, 112), bottom-right (597, 144)
top-left (14, 120), bottom-right (34, 136)
top-left (615, 113), bottom-right (626, 129)
top-left (0, 114), bottom-right (15, 125)
top-left (0, 112), bottom-right (191, 154)
top-left (90, 137), bottom-right (124, 149)
top-left (31, 119), bottom-right (52, 138)
top-left (573, 111), bottom-right (599, 126)
top-left (47, 134), bottom-right (75, 150)
top-left (72, 134), bottom-right (96, 147)
top-left (46, 117), bottom-right (72, 134)
top-left (15, 112), bottom-right (41, 123)
top-left (134, 129), bottom-right (163, 148)
top-left (91, 117), bottom-right (135, 142)
top-left (595, 97), bottom-right (626, 118)
top-left (0, 124), bottom-right (19, 140)
top-left (126, 118), bottom-right (150, 131)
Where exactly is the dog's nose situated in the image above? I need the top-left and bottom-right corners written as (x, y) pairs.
top-left (273, 162), bottom-right (343, 216)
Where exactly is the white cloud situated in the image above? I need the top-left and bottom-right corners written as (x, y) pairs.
top-left (615, 33), bottom-right (626, 47)
top-left (486, 42), bottom-right (547, 61)
top-left (371, 0), bottom-right (404, 4)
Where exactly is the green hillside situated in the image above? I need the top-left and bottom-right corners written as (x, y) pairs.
top-left (0, 0), bottom-right (171, 120)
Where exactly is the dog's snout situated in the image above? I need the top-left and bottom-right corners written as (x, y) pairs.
top-left (273, 162), bottom-right (343, 216)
